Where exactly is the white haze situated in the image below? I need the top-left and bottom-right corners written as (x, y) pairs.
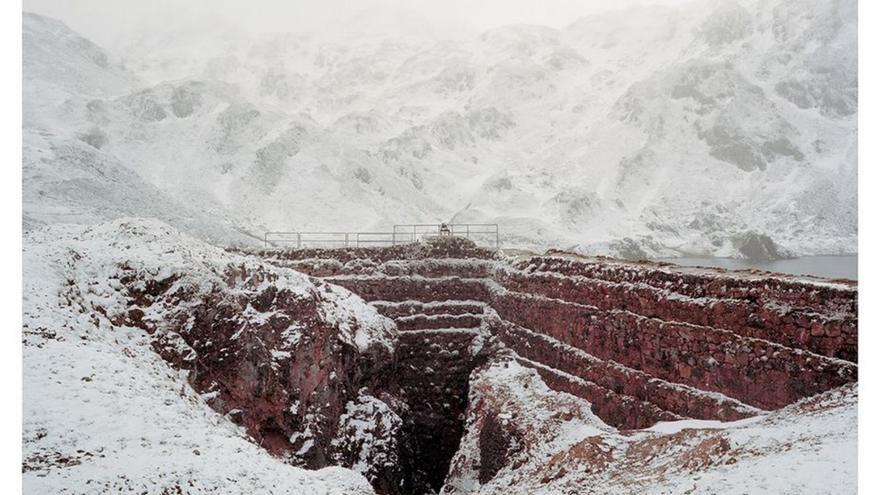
top-left (21, 0), bottom-right (858, 259)
top-left (24, 0), bottom-right (697, 46)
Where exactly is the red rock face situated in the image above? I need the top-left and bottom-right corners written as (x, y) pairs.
top-left (492, 320), bottom-right (758, 424)
top-left (500, 258), bottom-right (857, 362)
top-left (487, 287), bottom-right (855, 410)
top-left (253, 238), bottom-right (857, 432)
top-left (114, 259), bottom-right (403, 483)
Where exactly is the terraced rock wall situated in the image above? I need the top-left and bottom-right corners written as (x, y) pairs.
top-left (503, 256), bottom-right (857, 362)
top-left (256, 240), bottom-right (857, 429)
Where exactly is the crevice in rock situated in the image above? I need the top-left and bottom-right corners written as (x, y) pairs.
top-left (393, 329), bottom-right (497, 493)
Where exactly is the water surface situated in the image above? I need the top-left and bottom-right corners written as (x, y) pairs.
top-left (655, 255), bottom-right (857, 280)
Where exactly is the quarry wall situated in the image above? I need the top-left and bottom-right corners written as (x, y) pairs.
top-left (258, 239), bottom-right (857, 427)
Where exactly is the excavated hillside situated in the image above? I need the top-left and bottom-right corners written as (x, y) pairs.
top-left (243, 236), bottom-right (857, 493)
top-left (25, 221), bottom-right (854, 494)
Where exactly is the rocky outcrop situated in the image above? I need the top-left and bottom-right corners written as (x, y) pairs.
top-left (39, 220), bottom-right (408, 492)
top-left (116, 260), bottom-right (399, 466)
top-left (731, 231), bottom-right (792, 260)
top-left (22, 220), bottom-right (384, 495)
top-left (492, 320), bottom-right (761, 425)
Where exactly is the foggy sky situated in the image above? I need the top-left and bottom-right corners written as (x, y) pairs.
top-left (23, 0), bottom-right (696, 46)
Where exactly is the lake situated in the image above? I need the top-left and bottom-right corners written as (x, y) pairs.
top-left (655, 255), bottom-right (858, 280)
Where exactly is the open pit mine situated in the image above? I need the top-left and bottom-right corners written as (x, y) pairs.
top-left (23, 221), bottom-right (857, 494)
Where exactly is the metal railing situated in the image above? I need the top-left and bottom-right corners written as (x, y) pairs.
top-left (392, 223), bottom-right (499, 248)
top-left (263, 223), bottom-right (499, 249)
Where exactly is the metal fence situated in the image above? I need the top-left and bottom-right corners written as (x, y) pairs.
top-left (263, 223), bottom-right (499, 249)
top-left (392, 223), bottom-right (499, 247)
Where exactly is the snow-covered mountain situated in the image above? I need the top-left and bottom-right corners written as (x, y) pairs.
top-left (22, 0), bottom-right (857, 258)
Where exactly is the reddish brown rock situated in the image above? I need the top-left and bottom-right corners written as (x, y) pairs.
top-left (113, 256), bottom-right (407, 490)
top-left (248, 238), bottom-right (857, 418)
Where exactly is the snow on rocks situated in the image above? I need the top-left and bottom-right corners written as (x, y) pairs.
top-left (443, 357), bottom-right (857, 494)
top-left (443, 357), bottom-right (617, 494)
top-left (22, 218), bottom-right (400, 493)
top-left (330, 391), bottom-right (405, 493)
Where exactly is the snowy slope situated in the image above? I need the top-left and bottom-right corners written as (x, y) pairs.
top-left (21, 219), bottom-right (392, 494)
top-left (443, 358), bottom-right (857, 494)
top-left (22, 0), bottom-right (857, 257)
top-left (22, 14), bottom-right (264, 246)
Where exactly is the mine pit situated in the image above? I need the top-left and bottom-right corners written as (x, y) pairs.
top-left (143, 237), bottom-right (857, 494)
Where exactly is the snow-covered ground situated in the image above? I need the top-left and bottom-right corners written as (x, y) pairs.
top-left (22, 0), bottom-right (857, 258)
top-left (21, 219), bottom-right (388, 494)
